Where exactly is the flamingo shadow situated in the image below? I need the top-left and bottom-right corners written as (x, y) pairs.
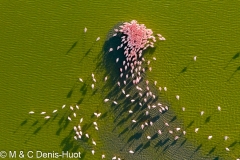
top-left (225, 52), bottom-right (240, 69)
top-left (227, 66), bottom-right (240, 81)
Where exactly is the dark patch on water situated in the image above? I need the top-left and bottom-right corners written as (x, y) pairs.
top-left (63, 117), bottom-right (70, 129)
top-left (33, 127), bottom-right (41, 134)
top-left (187, 120), bottom-right (194, 128)
top-left (67, 89), bottom-right (73, 98)
top-left (84, 48), bottom-right (91, 56)
top-left (119, 127), bottom-right (129, 137)
top-left (56, 127), bottom-right (62, 136)
top-left (77, 98), bottom-right (84, 105)
top-left (170, 139), bottom-right (178, 146)
top-left (180, 138), bottom-right (187, 147)
top-left (52, 113), bottom-right (58, 121)
top-left (163, 145), bottom-right (169, 152)
top-left (194, 144), bottom-right (202, 152)
top-left (207, 146), bottom-right (216, 155)
top-left (63, 140), bottom-right (74, 151)
top-left (58, 116), bottom-right (65, 125)
top-left (155, 138), bottom-right (170, 148)
top-left (151, 133), bottom-right (158, 140)
top-left (232, 52), bottom-right (240, 60)
top-left (43, 118), bottom-right (50, 125)
top-left (80, 83), bottom-right (87, 96)
top-left (228, 140), bottom-right (238, 147)
top-left (21, 119), bottom-right (28, 126)
top-left (91, 88), bottom-right (98, 95)
top-left (135, 143), bottom-right (143, 152)
top-left (143, 141), bottom-right (151, 150)
top-left (100, 111), bottom-right (108, 119)
top-left (31, 120), bottom-right (38, 126)
top-left (170, 115), bottom-right (177, 122)
top-left (181, 66), bottom-right (187, 73)
top-left (225, 52), bottom-right (240, 69)
top-left (146, 47), bottom-right (156, 55)
top-left (227, 66), bottom-right (240, 81)
top-left (66, 41), bottom-right (78, 54)
top-left (205, 116), bottom-right (211, 123)
top-left (81, 123), bottom-right (92, 132)
top-left (80, 151), bottom-right (86, 159)
top-left (127, 132), bottom-right (143, 143)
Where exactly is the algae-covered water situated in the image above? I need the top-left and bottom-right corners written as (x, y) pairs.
top-left (0, 1), bottom-right (240, 160)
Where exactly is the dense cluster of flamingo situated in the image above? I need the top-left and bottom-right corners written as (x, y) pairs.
top-left (109, 20), bottom-right (165, 85)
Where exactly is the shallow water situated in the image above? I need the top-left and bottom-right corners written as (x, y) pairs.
top-left (0, 1), bottom-right (240, 159)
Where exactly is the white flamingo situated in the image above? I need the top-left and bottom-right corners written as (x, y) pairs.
top-left (129, 150), bottom-right (134, 154)
top-left (104, 99), bottom-right (109, 102)
top-left (92, 139), bottom-right (96, 145)
top-left (96, 37), bottom-right (100, 41)
top-left (193, 56), bottom-right (197, 61)
top-left (44, 116), bottom-right (50, 119)
top-left (195, 128), bottom-right (199, 133)
top-left (102, 154), bottom-right (105, 159)
top-left (80, 118), bottom-right (83, 123)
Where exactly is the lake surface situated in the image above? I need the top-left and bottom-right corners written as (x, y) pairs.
top-left (0, 1), bottom-right (240, 159)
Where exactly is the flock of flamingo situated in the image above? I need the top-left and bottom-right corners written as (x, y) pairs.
top-left (28, 20), bottom-right (238, 159)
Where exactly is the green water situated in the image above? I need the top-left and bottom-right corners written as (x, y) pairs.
top-left (0, 1), bottom-right (240, 159)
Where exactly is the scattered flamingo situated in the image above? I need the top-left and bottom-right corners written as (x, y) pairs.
top-left (193, 56), bottom-right (197, 61)
top-left (176, 95), bottom-right (180, 100)
top-left (102, 154), bottom-right (105, 159)
top-left (44, 116), bottom-right (50, 119)
top-left (129, 150), bottom-right (134, 154)
top-left (104, 99), bottom-right (109, 102)
top-left (195, 128), bottom-right (199, 133)
top-left (96, 37), bottom-right (100, 41)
